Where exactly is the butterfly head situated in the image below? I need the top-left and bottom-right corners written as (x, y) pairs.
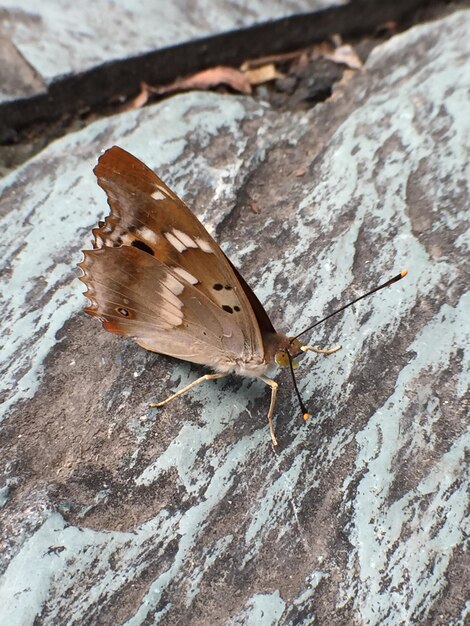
top-left (274, 337), bottom-right (304, 370)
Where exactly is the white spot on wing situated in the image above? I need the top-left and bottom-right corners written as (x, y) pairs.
top-left (121, 233), bottom-right (135, 246)
top-left (162, 309), bottom-right (184, 326)
top-left (162, 274), bottom-right (184, 296)
top-left (151, 189), bottom-right (166, 201)
top-left (161, 288), bottom-right (183, 312)
top-left (173, 267), bottom-right (198, 284)
top-left (165, 232), bottom-right (186, 253)
top-left (195, 238), bottom-right (213, 253)
top-left (173, 229), bottom-right (197, 248)
top-left (138, 227), bottom-right (158, 244)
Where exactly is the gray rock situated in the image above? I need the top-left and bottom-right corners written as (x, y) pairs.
top-left (0, 0), bottom-right (342, 83)
top-left (0, 0), bottom-right (430, 133)
top-left (1, 9), bottom-right (469, 626)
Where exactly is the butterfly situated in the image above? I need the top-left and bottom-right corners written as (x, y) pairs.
top-left (79, 146), bottom-right (407, 446)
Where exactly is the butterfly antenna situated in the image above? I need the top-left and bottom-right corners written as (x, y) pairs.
top-left (287, 351), bottom-right (312, 422)
top-left (294, 269), bottom-right (408, 341)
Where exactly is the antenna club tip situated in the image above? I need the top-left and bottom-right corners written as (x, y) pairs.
top-left (303, 412), bottom-right (312, 421)
top-left (401, 269), bottom-right (408, 278)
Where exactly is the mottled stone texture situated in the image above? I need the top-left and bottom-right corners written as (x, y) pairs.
top-left (0, 0), bottom-right (430, 135)
top-left (1, 9), bottom-right (469, 626)
top-left (0, 0), bottom-right (341, 83)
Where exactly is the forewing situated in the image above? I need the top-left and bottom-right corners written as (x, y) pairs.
top-left (90, 146), bottom-right (264, 360)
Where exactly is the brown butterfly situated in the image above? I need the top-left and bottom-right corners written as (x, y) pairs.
top-left (79, 146), bottom-right (407, 446)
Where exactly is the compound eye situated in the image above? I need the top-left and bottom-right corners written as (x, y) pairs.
top-left (275, 350), bottom-right (289, 367)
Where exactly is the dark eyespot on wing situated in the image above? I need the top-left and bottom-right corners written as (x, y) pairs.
top-left (222, 305), bottom-right (233, 314)
top-left (224, 285), bottom-right (232, 290)
top-left (213, 283), bottom-right (223, 291)
top-left (132, 240), bottom-right (155, 255)
top-left (117, 307), bottom-right (130, 317)
top-left (234, 305), bottom-right (240, 312)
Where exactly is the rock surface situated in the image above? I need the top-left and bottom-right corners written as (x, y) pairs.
top-left (1, 8), bottom-right (469, 626)
top-left (0, 0), bottom-right (430, 135)
top-left (0, 0), bottom-right (341, 84)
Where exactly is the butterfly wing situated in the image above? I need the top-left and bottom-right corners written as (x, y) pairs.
top-left (80, 245), bottom-right (247, 367)
top-left (79, 146), bottom-right (270, 368)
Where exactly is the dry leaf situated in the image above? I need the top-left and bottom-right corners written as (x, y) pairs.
top-left (312, 41), bottom-right (335, 58)
top-left (129, 83), bottom-right (151, 109)
top-left (324, 44), bottom-right (363, 70)
top-left (115, 82), bottom-right (150, 112)
top-left (250, 199), bottom-right (261, 214)
top-left (240, 49), bottom-right (307, 71)
top-left (293, 168), bottom-right (306, 177)
top-left (146, 66), bottom-right (252, 96)
top-left (244, 63), bottom-right (284, 85)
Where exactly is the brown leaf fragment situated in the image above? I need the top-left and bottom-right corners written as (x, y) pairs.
top-left (146, 66), bottom-right (252, 96)
top-left (324, 44), bottom-right (363, 70)
top-left (244, 63), bottom-right (284, 85)
top-left (312, 41), bottom-right (335, 59)
top-left (115, 83), bottom-right (150, 112)
top-left (293, 167), bottom-right (306, 177)
top-left (130, 83), bottom-right (151, 109)
top-left (240, 49), bottom-right (307, 71)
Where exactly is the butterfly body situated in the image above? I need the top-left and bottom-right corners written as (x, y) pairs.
top-left (79, 146), bottom-right (301, 445)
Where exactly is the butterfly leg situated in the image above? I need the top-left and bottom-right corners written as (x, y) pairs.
top-left (260, 376), bottom-right (279, 447)
top-left (300, 344), bottom-right (342, 355)
top-left (149, 373), bottom-right (228, 408)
